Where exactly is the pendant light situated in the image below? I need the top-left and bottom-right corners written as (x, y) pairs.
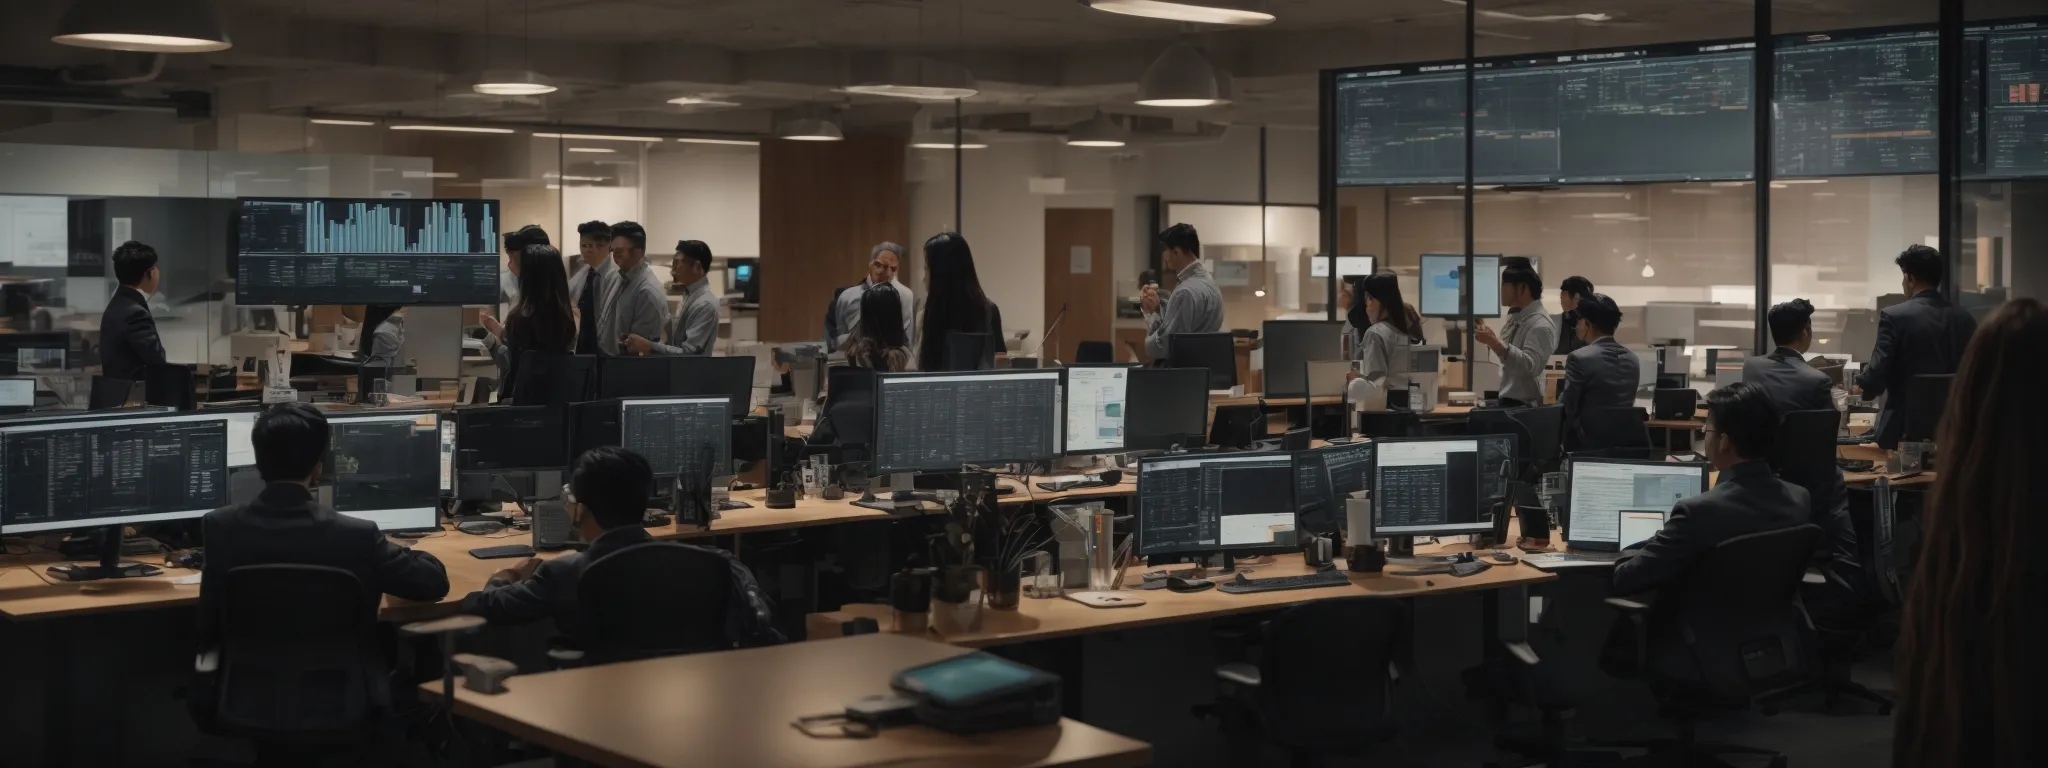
top-left (842, 56), bottom-right (979, 101)
top-left (909, 130), bottom-right (988, 149)
top-left (52, 0), bottom-right (232, 53)
top-left (1080, 0), bottom-right (1275, 26)
top-left (1135, 42), bottom-right (1232, 107)
top-left (1066, 112), bottom-right (1130, 147)
top-left (776, 118), bottom-right (844, 142)
top-left (473, 0), bottom-right (557, 96)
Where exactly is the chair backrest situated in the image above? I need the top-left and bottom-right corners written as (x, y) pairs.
top-left (1074, 341), bottom-right (1114, 364)
top-left (1257, 598), bottom-right (1405, 749)
top-left (1652, 387), bottom-right (1699, 419)
top-left (1209, 404), bottom-right (1265, 449)
top-left (1768, 408), bottom-right (1840, 493)
top-left (89, 375), bottom-right (139, 410)
top-left (1668, 524), bottom-right (1821, 701)
top-left (513, 351), bottom-right (596, 407)
top-left (1465, 408), bottom-right (1531, 466)
top-left (1579, 406), bottom-right (1651, 450)
top-left (1509, 404), bottom-right (1565, 471)
top-left (576, 542), bottom-right (735, 664)
top-left (215, 564), bottom-right (380, 739)
top-left (1167, 332), bottom-right (1237, 390)
top-left (145, 363), bottom-right (197, 410)
top-left (821, 366), bottom-right (877, 447)
top-left (944, 332), bottom-right (992, 372)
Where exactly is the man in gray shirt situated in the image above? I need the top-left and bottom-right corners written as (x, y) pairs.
top-left (1474, 264), bottom-right (1557, 407)
top-left (1142, 223), bottom-right (1224, 362)
top-left (827, 242), bottom-right (915, 350)
top-left (596, 221), bottom-right (668, 356)
top-left (628, 240), bottom-right (720, 356)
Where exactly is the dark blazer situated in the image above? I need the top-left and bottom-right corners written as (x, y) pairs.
top-left (1560, 337), bottom-right (1639, 448)
top-left (1554, 313), bottom-right (1586, 356)
top-left (98, 286), bottom-right (166, 382)
top-left (1744, 347), bottom-right (1857, 565)
top-left (1612, 461), bottom-right (1810, 597)
top-left (1854, 290), bottom-right (1977, 448)
top-left (460, 525), bottom-right (652, 646)
top-left (198, 483), bottom-right (450, 645)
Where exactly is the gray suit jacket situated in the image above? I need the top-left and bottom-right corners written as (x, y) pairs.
top-left (1560, 337), bottom-right (1639, 448)
top-left (1853, 290), bottom-right (1977, 448)
top-left (1612, 461), bottom-right (1810, 597)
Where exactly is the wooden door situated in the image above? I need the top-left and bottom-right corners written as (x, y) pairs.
top-left (1043, 208), bottom-right (1114, 364)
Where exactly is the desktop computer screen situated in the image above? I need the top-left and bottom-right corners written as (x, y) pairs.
top-left (0, 412), bottom-right (230, 534)
top-left (326, 411), bottom-right (443, 531)
top-left (676, 356), bottom-right (756, 415)
top-left (1124, 367), bottom-right (1210, 452)
top-left (439, 417), bottom-right (456, 493)
top-left (454, 405), bottom-right (565, 471)
top-left (1371, 435), bottom-right (1515, 536)
top-left (1418, 254), bottom-right (1502, 318)
top-left (621, 397), bottom-right (733, 479)
top-left (0, 378), bottom-right (33, 410)
top-left (1293, 441), bottom-right (1375, 537)
top-left (1063, 364), bottom-right (1135, 455)
top-left (1261, 320), bottom-right (1347, 398)
top-left (872, 370), bottom-right (1062, 475)
top-left (1565, 458), bottom-right (1707, 550)
top-left (1137, 453), bottom-right (1298, 557)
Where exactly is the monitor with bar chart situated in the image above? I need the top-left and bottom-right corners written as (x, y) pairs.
top-left (234, 197), bottom-right (502, 306)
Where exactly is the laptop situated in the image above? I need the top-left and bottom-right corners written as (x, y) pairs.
top-left (1522, 458), bottom-right (1704, 571)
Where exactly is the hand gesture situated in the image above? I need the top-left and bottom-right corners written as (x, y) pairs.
top-left (1140, 285), bottom-right (1161, 314)
top-left (1474, 320), bottom-right (1502, 352)
top-left (623, 334), bottom-right (655, 356)
top-left (479, 311), bottom-right (503, 337)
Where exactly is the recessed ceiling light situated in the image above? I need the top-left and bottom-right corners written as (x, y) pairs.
top-left (472, 69), bottom-right (557, 96)
top-left (294, 166), bottom-right (328, 172)
top-left (567, 147), bottom-right (616, 154)
top-left (667, 96), bottom-right (743, 107)
top-left (1135, 43), bottom-right (1233, 107)
top-left (671, 137), bottom-right (762, 146)
top-left (532, 132), bottom-right (665, 143)
top-left (52, 0), bottom-right (234, 52)
top-left (389, 124), bottom-right (516, 134)
top-left (1080, 0), bottom-right (1274, 26)
top-left (309, 118), bottom-right (375, 126)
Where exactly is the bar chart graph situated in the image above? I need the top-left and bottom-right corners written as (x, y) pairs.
top-left (302, 200), bottom-right (495, 255)
top-left (235, 197), bottom-right (502, 306)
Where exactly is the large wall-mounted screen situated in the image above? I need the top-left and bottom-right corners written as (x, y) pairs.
top-left (235, 197), bottom-right (500, 306)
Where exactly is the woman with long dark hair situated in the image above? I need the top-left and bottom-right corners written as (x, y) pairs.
top-left (486, 244), bottom-right (577, 401)
top-left (1895, 298), bottom-right (2048, 767)
top-left (1345, 272), bottom-right (1425, 407)
top-left (843, 282), bottom-right (911, 372)
top-left (916, 232), bottom-right (1002, 372)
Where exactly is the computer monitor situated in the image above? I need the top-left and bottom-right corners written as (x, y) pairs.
top-left (1563, 458), bottom-right (1707, 551)
top-left (1063, 364), bottom-right (1136, 455)
top-left (620, 396), bottom-right (733, 480)
top-left (454, 405), bottom-right (565, 471)
top-left (1261, 320), bottom-right (1347, 398)
top-left (871, 370), bottom-right (1062, 476)
top-left (0, 411), bottom-right (231, 535)
top-left (1418, 254), bottom-right (1502, 318)
top-left (1293, 441), bottom-right (1375, 537)
top-left (1136, 453), bottom-right (1298, 560)
top-left (0, 377), bottom-right (32, 413)
top-left (1124, 367), bottom-right (1210, 452)
top-left (1371, 435), bottom-right (1516, 538)
top-left (728, 257), bottom-right (760, 304)
top-left (596, 356), bottom-right (680, 399)
top-left (324, 410), bottom-right (443, 532)
top-left (674, 356), bottom-right (756, 416)
top-left (1166, 332), bottom-right (1237, 390)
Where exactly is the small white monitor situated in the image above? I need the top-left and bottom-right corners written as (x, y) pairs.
top-left (0, 378), bottom-right (33, 409)
top-left (1064, 365), bottom-right (1131, 455)
top-left (1619, 510), bottom-right (1666, 549)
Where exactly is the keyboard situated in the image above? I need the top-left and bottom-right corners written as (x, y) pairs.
top-left (1217, 568), bottom-right (1351, 594)
top-left (1520, 552), bottom-right (1622, 571)
top-left (469, 544), bottom-right (537, 560)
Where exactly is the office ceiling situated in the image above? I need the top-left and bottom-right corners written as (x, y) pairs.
top-left (0, 0), bottom-right (1955, 140)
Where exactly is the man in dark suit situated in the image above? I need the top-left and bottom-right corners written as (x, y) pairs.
top-left (196, 404), bottom-right (450, 701)
top-left (1854, 244), bottom-right (1978, 449)
top-left (1559, 293), bottom-right (1639, 450)
top-left (98, 240), bottom-right (168, 382)
top-left (461, 445), bottom-right (654, 646)
top-left (1745, 299), bottom-right (1857, 567)
top-left (1554, 275), bottom-right (1594, 356)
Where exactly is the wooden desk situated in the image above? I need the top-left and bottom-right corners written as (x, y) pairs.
top-left (420, 633), bottom-right (1151, 768)
top-left (1646, 418), bottom-right (1705, 431)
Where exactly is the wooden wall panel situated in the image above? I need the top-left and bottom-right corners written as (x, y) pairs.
top-left (758, 134), bottom-right (907, 343)
top-left (1042, 208), bottom-right (1115, 364)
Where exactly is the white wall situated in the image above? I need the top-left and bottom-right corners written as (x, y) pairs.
top-left (643, 144), bottom-right (762, 259)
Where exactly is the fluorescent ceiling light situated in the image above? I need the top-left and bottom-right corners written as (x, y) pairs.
top-left (1066, 112), bottom-right (1130, 147)
top-left (294, 166), bottom-right (328, 172)
top-left (667, 96), bottom-right (743, 107)
top-left (309, 118), bottom-right (375, 126)
top-left (909, 131), bottom-right (989, 149)
top-left (531, 132), bottom-right (664, 142)
top-left (842, 56), bottom-right (979, 100)
top-left (567, 147), bottom-right (616, 153)
top-left (53, 0), bottom-right (233, 53)
top-left (1136, 43), bottom-right (1232, 107)
top-left (389, 124), bottom-right (516, 134)
top-left (402, 171), bottom-right (460, 179)
top-left (1080, 0), bottom-right (1274, 26)
top-left (671, 137), bottom-right (762, 146)
top-left (472, 69), bottom-right (557, 96)
top-left (776, 118), bottom-right (844, 142)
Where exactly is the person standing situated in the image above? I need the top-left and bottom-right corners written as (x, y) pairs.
top-left (99, 240), bottom-right (168, 382)
top-left (1559, 293), bottom-right (1638, 450)
top-left (916, 232), bottom-right (1003, 372)
top-left (628, 240), bottom-right (719, 356)
top-left (359, 305), bottom-right (404, 368)
top-left (1895, 299), bottom-right (2048, 767)
top-left (567, 220), bottom-right (615, 355)
top-left (1854, 244), bottom-right (1978, 449)
top-left (488, 244), bottom-right (578, 401)
top-left (1142, 223), bottom-right (1223, 362)
top-left (1343, 273), bottom-right (1424, 408)
top-left (842, 283), bottom-right (912, 372)
top-left (596, 221), bottom-right (668, 357)
top-left (827, 242), bottom-right (915, 350)
top-left (1555, 275), bottom-right (1594, 356)
top-left (1475, 264), bottom-right (1557, 408)
top-left (1744, 297), bottom-right (1858, 580)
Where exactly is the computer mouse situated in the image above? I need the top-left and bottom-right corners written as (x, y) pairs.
top-left (1490, 551), bottom-right (1517, 564)
top-left (456, 520), bottom-right (506, 536)
top-left (1165, 575), bottom-right (1214, 593)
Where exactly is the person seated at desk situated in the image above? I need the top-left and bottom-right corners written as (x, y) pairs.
top-left (1854, 244), bottom-right (1977, 449)
top-left (1746, 298), bottom-right (1858, 573)
top-left (841, 282), bottom-right (912, 372)
top-left (1344, 273), bottom-right (1423, 408)
top-left (98, 240), bottom-right (168, 382)
top-left (1559, 293), bottom-right (1637, 451)
top-left (198, 404), bottom-right (450, 646)
top-left (461, 446), bottom-right (657, 639)
top-left (627, 240), bottom-right (719, 356)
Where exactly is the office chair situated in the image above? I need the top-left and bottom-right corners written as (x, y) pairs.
top-left (88, 375), bottom-right (139, 410)
top-left (1210, 404), bottom-right (1266, 450)
top-left (1208, 598), bottom-right (1404, 764)
top-left (193, 565), bottom-right (383, 763)
top-left (510, 351), bottom-right (596, 407)
top-left (1757, 483), bottom-right (1896, 716)
top-left (572, 543), bottom-right (734, 665)
top-left (1768, 409), bottom-right (1842, 514)
top-left (1601, 524), bottom-right (1821, 768)
top-left (1167, 331), bottom-right (1238, 391)
top-left (814, 366), bottom-right (877, 462)
top-left (145, 363), bottom-right (198, 410)
top-left (1074, 340), bottom-right (1115, 364)
top-left (944, 331), bottom-right (993, 372)
top-left (1577, 406), bottom-right (1652, 451)
top-left (1356, 410), bottom-right (1418, 439)
top-left (1508, 404), bottom-right (1565, 475)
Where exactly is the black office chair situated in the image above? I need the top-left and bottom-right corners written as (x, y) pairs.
top-left (814, 366), bottom-right (877, 461)
top-left (1577, 406), bottom-right (1652, 451)
top-left (944, 331), bottom-right (993, 372)
top-left (88, 375), bottom-right (139, 410)
top-left (573, 542), bottom-right (735, 665)
top-left (1074, 341), bottom-right (1115, 364)
top-left (193, 565), bottom-right (383, 763)
top-left (1208, 598), bottom-right (1404, 764)
top-left (510, 351), bottom-right (596, 407)
top-left (1356, 410), bottom-right (1418, 439)
top-left (1602, 524), bottom-right (1821, 768)
top-left (1768, 409), bottom-right (1842, 514)
top-left (1757, 482), bottom-right (1896, 716)
top-left (1167, 331), bottom-right (1238, 391)
top-left (1509, 404), bottom-right (1565, 475)
top-left (1210, 404), bottom-right (1266, 450)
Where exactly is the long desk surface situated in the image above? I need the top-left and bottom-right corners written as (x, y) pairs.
top-left (420, 633), bottom-right (1151, 768)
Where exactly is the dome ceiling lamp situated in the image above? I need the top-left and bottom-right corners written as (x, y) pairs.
top-left (1134, 42), bottom-right (1233, 107)
top-left (1079, 0), bottom-right (1274, 26)
top-left (52, 0), bottom-right (232, 53)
